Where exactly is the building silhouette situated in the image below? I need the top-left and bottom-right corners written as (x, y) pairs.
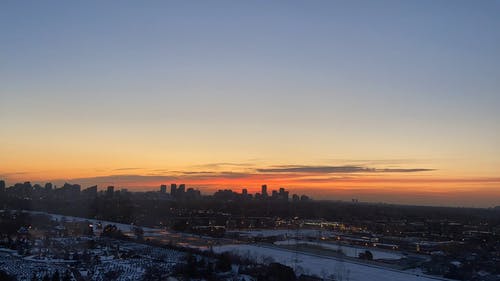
top-left (170, 184), bottom-right (177, 196)
top-left (178, 184), bottom-right (185, 195)
top-left (261, 185), bottom-right (268, 197)
top-left (106, 186), bottom-right (114, 197)
top-left (82, 185), bottom-right (98, 198)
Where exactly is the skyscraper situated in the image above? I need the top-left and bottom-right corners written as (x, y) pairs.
top-left (261, 185), bottom-right (268, 197)
top-left (279, 187), bottom-right (289, 201)
top-left (178, 184), bottom-right (185, 194)
top-left (170, 183), bottom-right (177, 196)
top-left (283, 190), bottom-right (289, 201)
top-left (160, 184), bottom-right (167, 193)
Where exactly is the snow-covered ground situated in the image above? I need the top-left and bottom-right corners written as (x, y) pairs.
top-left (229, 229), bottom-right (337, 238)
top-left (20, 211), bottom-right (446, 280)
top-left (275, 239), bottom-right (403, 260)
top-left (213, 244), bottom-right (449, 281)
top-left (0, 255), bottom-right (72, 281)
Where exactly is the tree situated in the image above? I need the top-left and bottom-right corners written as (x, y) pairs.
top-left (358, 250), bottom-right (373, 260)
top-left (205, 261), bottom-right (216, 281)
top-left (62, 270), bottom-right (71, 281)
top-left (142, 266), bottom-right (166, 281)
top-left (186, 253), bottom-right (199, 277)
top-left (261, 263), bottom-right (296, 281)
top-left (216, 253), bottom-right (232, 272)
top-left (103, 270), bottom-right (122, 281)
top-left (0, 270), bottom-right (15, 281)
top-left (51, 270), bottom-right (60, 281)
top-left (133, 226), bottom-right (144, 240)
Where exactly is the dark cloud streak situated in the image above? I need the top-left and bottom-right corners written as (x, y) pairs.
top-left (257, 165), bottom-right (434, 174)
top-left (113, 167), bottom-right (144, 171)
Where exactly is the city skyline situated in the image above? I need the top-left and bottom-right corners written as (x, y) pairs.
top-left (1, 1), bottom-right (499, 207)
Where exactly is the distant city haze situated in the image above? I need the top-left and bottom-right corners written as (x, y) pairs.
top-left (1, 1), bottom-right (499, 207)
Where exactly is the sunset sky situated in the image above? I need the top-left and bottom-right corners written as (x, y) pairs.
top-left (1, 1), bottom-right (499, 207)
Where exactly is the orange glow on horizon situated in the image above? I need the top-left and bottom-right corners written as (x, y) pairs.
top-left (2, 162), bottom-right (499, 207)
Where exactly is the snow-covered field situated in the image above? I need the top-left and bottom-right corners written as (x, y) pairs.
top-left (229, 229), bottom-right (337, 238)
top-left (213, 244), bottom-right (449, 281)
top-left (275, 239), bottom-right (403, 260)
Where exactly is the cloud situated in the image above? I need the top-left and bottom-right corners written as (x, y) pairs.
top-left (54, 164), bottom-right (435, 188)
top-left (177, 171), bottom-right (250, 178)
top-left (256, 165), bottom-right (434, 174)
top-left (69, 174), bottom-right (179, 183)
top-left (0, 171), bottom-right (30, 176)
top-left (377, 168), bottom-right (435, 173)
top-left (292, 176), bottom-right (355, 183)
top-left (113, 167), bottom-right (144, 171)
top-left (193, 162), bottom-right (255, 169)
top-left (63, 171), bottom-right (253, 186)
top-left (319, 158), bottom-right (431, 165)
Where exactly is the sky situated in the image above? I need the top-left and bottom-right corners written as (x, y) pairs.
top-left (1, 1), bottom-right (499, 207)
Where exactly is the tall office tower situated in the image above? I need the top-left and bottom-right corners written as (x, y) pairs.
top-left (106, 186), bottom-right (115, 197)
top-left (278, 187), bottom-right (288, 201)
top-left (160, 184), bottom-right (167, 193)
top-left (272, 190), bottom-right (278, 199)
top-left (261, 185), bottom-right (268, 197)
top-left (178, 184), bottom-right (186, 194)
top-left (170, 183), bottom-right (177, 196)
top-left (242, 188), bottom-right (248, 196)
top-left (0, 180), bottom-right (5, 193)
